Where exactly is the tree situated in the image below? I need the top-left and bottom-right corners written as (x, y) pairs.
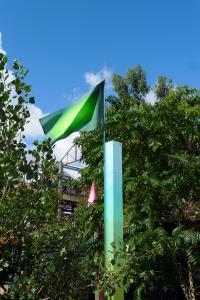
top-left (1, 52), bottom-right (199, 299)
top-left (112, 65), bottom-right (149, 100)
top-left (154, 75), bottom-right (174, 101)
top-left (0, 53), bottom-right (103, 299)
top-left (76, 66), bottom-right (200, 299)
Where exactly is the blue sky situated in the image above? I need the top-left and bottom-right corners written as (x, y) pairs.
top-left (1, 0), bottom-right (200, 158)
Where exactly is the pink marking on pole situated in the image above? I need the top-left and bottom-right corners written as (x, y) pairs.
top-left (88, 182), bottom-right (96, 205)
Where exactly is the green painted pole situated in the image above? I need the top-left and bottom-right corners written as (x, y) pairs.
top-left (104, 141), bottom-right (124, 300)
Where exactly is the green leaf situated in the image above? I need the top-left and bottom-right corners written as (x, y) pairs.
top-left (29, 96), bottom-right (35, 104)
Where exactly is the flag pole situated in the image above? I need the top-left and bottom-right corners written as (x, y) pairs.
top-left (95, 81), bottom-right (106, 300)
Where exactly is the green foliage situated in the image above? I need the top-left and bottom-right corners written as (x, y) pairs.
top-left (76, 66), bottom-right (200, 299)
top-left (0, 53), bottom-right (102, 299)
top-left (154, 75), bottom-right (174, 100)
top-left (1, 51), bottom-right (200, 299)
top-left (112, 65), bottom-right (149, 100)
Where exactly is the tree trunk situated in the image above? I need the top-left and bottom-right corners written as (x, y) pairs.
top-left (177, 261), bottom-right (196, 300)
top-left (187, 261), bottom-right (196, 300)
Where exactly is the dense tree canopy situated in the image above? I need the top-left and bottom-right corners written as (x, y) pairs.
top-left (0, 53), bottom-right (200, 300)
top-left (0, 53), bottom-right (102, 299)
top-left (76, 65), bottom-right (200, 299)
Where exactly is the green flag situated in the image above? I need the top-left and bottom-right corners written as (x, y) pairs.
top-left (39, 80), bottom-right (104, 144)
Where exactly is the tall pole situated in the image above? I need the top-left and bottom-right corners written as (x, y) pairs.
top-left (95, 81), bottom-right (106, 300)
top-left (96, 82), bottom-right (123, 299)
top-left (104, 141), bottom-right (124, 300)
